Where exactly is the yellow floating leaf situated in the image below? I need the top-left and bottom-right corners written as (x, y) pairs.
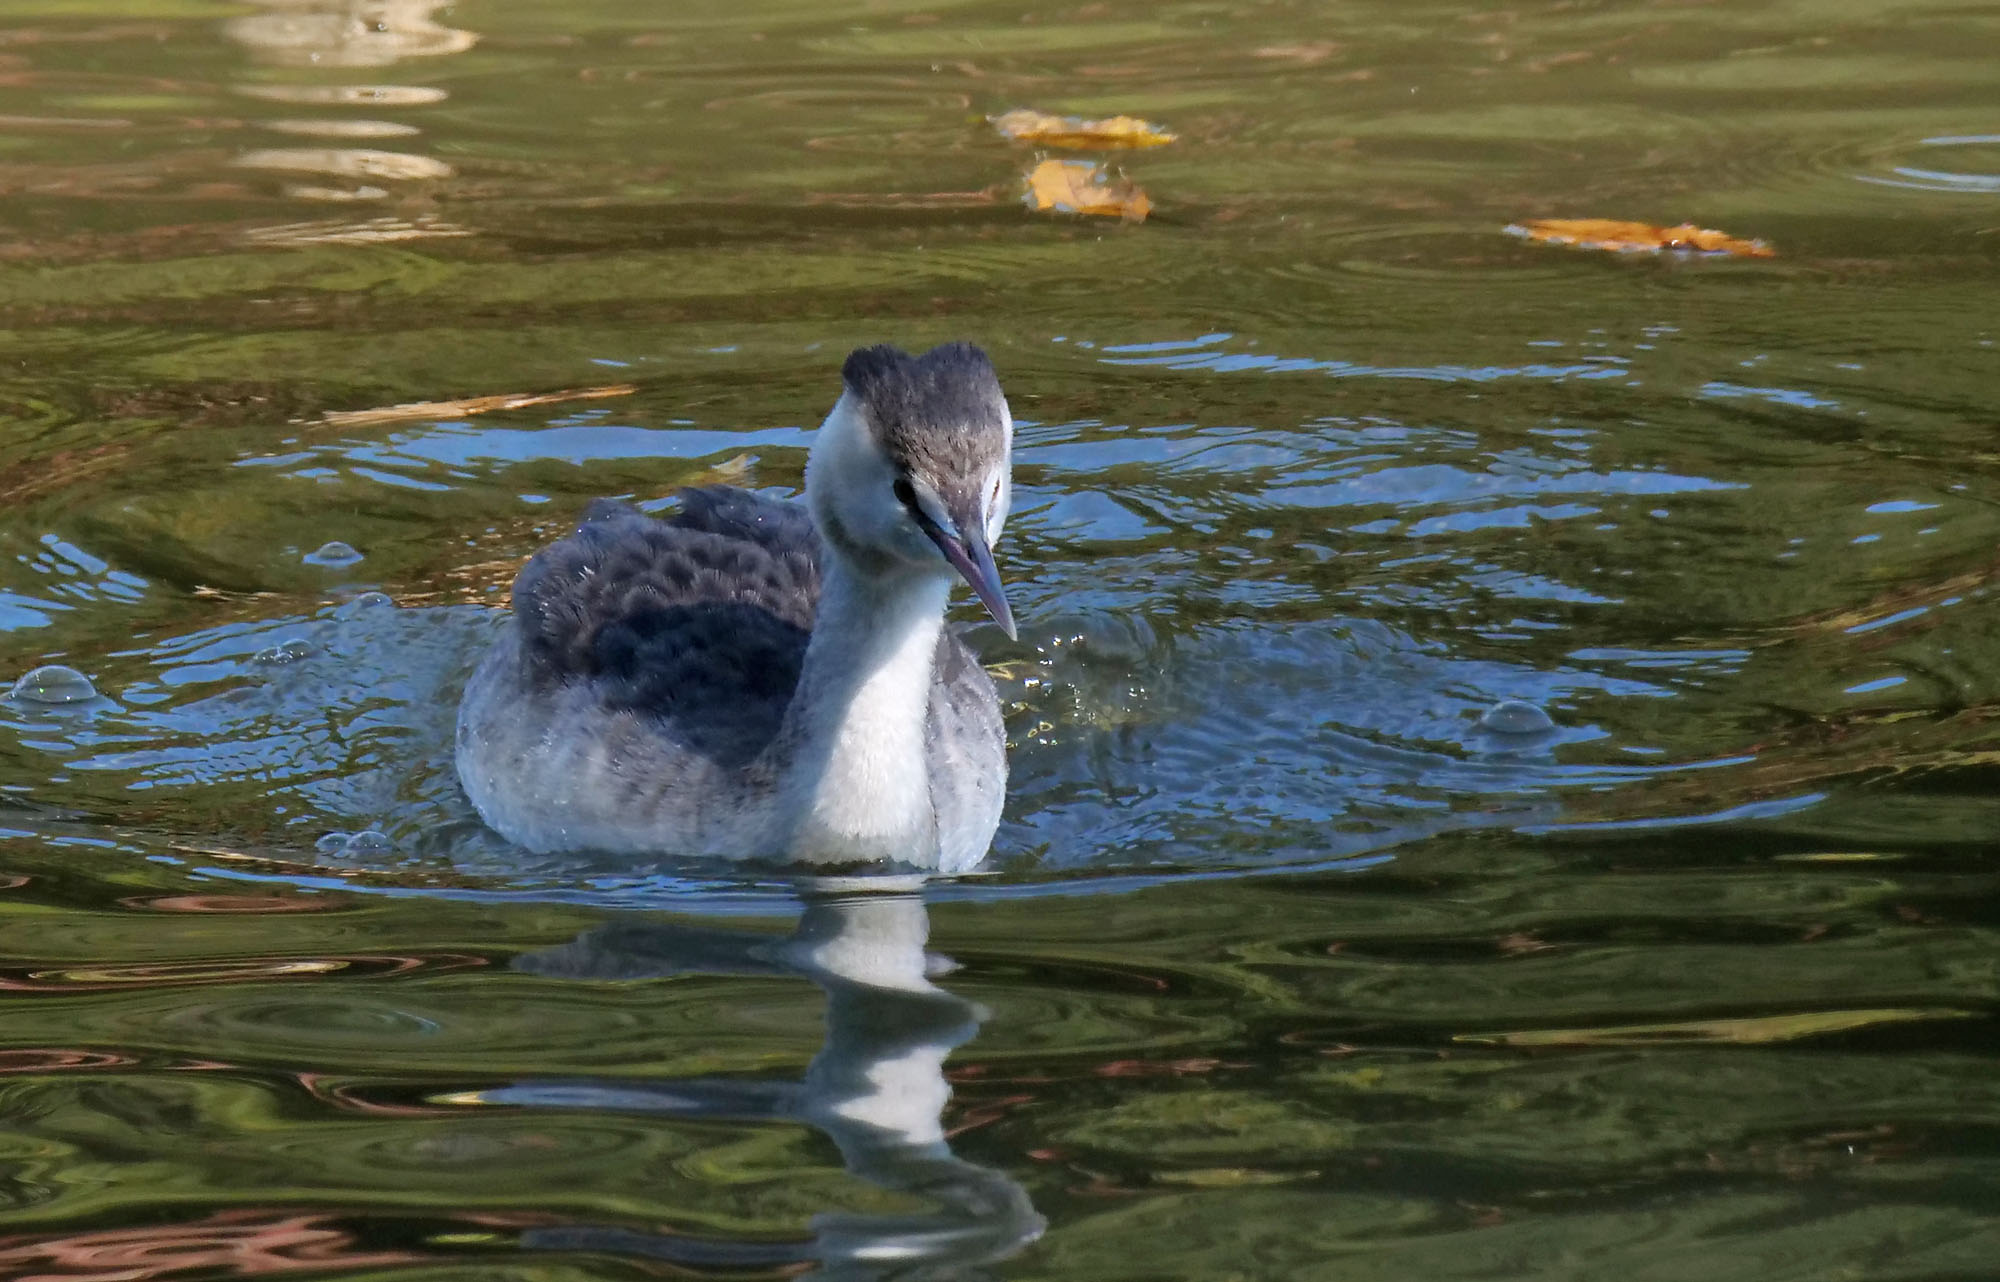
top-left (992, 108), bottom-right (1176, 150)
top-left (1508, 218), bottom-right (1775, 258)
top-left (1024, 158), bottom-right (1151, 222)
top-left (1252, 42), bottom-right (1343, 64)
top-left (31, 958), bottom-right (348, 984)
top-left (692, 451), bottom-right (755, 486)
top-left (1457, 1007), bottom-right (1974, 1048)
top-left (317, 383), bottom-right (637, 429)
top-left (1154, 1167), bottom-right (1318, 1187)
top-left (1771, 851), bottom-right (1903, 863)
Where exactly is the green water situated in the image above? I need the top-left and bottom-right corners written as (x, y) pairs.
top-left (2, 0), bottom-right (1998, 1277)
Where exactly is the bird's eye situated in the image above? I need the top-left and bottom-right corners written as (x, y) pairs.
top-left (893, 477), bottom-right (917, 511)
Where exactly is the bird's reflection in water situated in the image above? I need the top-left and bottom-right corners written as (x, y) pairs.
top-left (498, 878), bottom-right (1043, 1279)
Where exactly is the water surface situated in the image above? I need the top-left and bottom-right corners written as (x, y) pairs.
top-left (2, 1), bottom-right (1998, 1277)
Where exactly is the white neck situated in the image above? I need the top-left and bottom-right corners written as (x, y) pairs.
top-left (775, 554), bottom-right (949, 862)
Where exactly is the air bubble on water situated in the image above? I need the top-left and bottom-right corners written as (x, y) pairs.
top-left (332, 590), bottom-right (394, 620)
top-left (253, 638), bottom-right (313, 664)
top-left (8, 665), bottom-right (98, 705)
top-left (1478, 700), bottom-right (1556, 735)
top-left (314, 831), bottom-right (350, 854)
top-left (342, 829), bottom-right (394, 856)
top-left (304, 541), bottom-right (364, 568)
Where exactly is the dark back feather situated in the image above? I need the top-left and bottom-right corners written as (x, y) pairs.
top-left (512, 489), bottom-right (823, 766)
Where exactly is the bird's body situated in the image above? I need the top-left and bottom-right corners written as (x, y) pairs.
top-left (455, 343), bottom-right (1016, 873)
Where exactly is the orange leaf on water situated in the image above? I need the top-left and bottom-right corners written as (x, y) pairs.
top-left (992, 108), bottom-right (1176, 150)
top-left (1508, 218), bottom-right (1775, 258)
top-left (1023, 158), bottom-right (1151, 221)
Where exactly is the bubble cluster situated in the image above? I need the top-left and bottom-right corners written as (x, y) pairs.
top-left (254, 638), bottom-right (314, 664)
top-left (315, 829), bottom-right (396, 857)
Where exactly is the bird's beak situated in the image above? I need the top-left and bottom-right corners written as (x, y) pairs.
top-left (927, 516), bottom-right (1016, 640)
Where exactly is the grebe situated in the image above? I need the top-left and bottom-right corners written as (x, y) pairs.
top-left (455, 342), bottom-right (1015, 873)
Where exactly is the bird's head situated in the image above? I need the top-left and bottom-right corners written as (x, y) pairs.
top-left (806, 342), bottom-right (1015, 639)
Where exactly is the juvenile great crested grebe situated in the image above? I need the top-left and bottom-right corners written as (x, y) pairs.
top-left (455, 342), bottom-right (1016, 873)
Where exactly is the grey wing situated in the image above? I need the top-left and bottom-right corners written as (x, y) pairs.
top-left (512, 492), bottom-right (820, 766)
top-left (926, 631), bottom-right (1008, 873)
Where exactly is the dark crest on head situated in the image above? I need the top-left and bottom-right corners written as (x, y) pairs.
top-left (841, 343), bottom-right (1009, 487)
